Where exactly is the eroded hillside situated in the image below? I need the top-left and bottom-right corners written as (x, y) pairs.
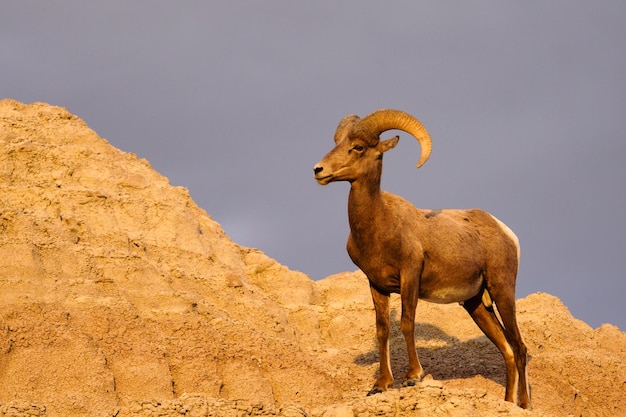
top-left (0, 100), bottom-right (624, 417)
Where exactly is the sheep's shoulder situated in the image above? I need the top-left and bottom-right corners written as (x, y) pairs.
top-left (380, 191), bottom-right (422, 216)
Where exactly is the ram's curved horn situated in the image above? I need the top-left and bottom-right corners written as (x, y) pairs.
top-left (356, 109), bottom-right (432, 168)
top-left (333, 114), bottom-right (360, 144)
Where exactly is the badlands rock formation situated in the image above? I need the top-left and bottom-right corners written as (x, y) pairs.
top-left (0, 100), bottom-right (624, 416)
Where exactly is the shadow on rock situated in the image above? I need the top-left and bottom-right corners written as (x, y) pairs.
top-left (354, 308), bottom-right (506, 388)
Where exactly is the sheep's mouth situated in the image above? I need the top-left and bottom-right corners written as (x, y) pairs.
top-left (315, 174), bottom-right (333, 185)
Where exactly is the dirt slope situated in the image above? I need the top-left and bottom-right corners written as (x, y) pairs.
top-left (0, 100), bottom-right (624, 417)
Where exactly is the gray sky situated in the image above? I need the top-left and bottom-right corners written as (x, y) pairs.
top-left (2, 2), bottom-right (625, 330)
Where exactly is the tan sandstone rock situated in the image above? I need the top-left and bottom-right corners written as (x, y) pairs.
top-left (0, 100), bottom-right (624, 417)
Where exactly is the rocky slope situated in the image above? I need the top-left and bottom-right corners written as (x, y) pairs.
top-left (0, 100), bottom-right (624, 417)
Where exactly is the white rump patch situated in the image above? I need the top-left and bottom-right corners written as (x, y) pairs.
top-left (490, 214), bottom-right (521, 261)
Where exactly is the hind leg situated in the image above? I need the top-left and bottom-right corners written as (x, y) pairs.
top-left (463, 292), bottom-right (529, 408)
top-left (487, 287), bottom-right (531, 409)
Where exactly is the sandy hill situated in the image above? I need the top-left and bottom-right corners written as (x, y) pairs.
top-left (0, 99), bottom-right (624, 417)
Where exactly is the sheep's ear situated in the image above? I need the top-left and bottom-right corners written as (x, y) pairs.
top-left (379, 136), bottom-right (400, 153)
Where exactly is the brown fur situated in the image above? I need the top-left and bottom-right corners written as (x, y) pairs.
top-left (313, 114), bottom-right (531, 409)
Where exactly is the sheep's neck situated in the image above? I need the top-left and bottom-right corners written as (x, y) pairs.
top-left (348, 177), bottom-right (385, 239)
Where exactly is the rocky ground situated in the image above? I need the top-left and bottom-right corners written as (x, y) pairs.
top-left (0, 100), bottom-right (624, 417)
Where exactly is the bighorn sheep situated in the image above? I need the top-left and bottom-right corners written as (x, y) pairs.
top-left (313, 109), bottom-right (530, 409)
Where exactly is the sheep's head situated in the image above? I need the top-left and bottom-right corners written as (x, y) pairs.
top-left (313, 109), bottom-right (432, 185)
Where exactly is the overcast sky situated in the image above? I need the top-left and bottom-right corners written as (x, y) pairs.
top-left (2, 2), bottom-right (625, 330)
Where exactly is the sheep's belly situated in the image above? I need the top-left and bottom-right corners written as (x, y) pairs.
top-left (420, 281), bottom-right (482, 304)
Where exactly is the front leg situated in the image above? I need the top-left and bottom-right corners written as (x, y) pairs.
top-left (399, 270), bottom-right (424, 386)
top-left (368, 285), bottom-right (393, 395)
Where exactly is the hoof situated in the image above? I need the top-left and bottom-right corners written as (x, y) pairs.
top-left (403, 379), bottom-right (417, 387)
top-left (402, 372), bottom-right (424, 388)
top-left (367, 387), bottom-right (384, 396)
top-left (520, 401), bottom-right (532, 410)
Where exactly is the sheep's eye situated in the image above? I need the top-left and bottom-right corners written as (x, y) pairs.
top-left (352, 144), bottom-right (364, 152)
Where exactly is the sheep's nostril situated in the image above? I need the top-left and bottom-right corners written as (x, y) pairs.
top-left (314, 166), bottom-right (324, 174)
